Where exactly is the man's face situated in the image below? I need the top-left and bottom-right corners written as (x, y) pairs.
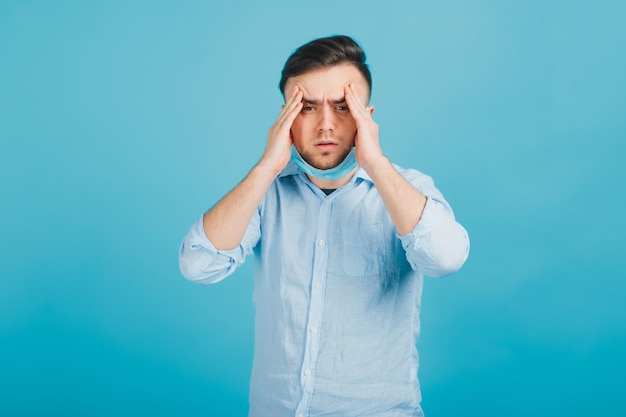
top-left (284, 64), bottom-right (370, 170)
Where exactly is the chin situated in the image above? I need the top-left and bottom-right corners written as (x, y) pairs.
top-left (314, 163), bottom-right (339, 170)
top-left (309, 155), bottom-right (345, 170)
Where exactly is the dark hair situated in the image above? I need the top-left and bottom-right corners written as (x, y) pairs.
top-left (279, 35), bottom-right (372, 97)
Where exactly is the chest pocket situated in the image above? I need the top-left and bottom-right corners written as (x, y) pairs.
top-left (342, 223), bottom-right (386, 277)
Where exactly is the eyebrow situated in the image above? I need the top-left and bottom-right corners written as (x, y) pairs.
top-left (302, 96), bottom-right (347, 105)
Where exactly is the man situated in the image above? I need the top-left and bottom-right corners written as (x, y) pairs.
top-left (179, 35), bottom-right (469, 416)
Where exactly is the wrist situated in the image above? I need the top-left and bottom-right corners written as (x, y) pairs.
top-left (254, 158), bottom-right (285, 179)
top-left (359, 153), bottom-right (391, 174)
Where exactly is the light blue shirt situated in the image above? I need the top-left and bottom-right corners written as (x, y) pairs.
top-left (179, 163), bottom-right (469, 417)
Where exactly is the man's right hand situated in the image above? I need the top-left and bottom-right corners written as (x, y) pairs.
top-left (258, 87), bottom-right (303, 175)
top-left (202, 88), bottom-right (302, 250)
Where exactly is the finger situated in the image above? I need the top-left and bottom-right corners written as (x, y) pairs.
top-left (348, 84), bottom-right (370, 115)
top-left (282, 90), bottom-right (303, 120)
top-left (279, 87), bottom-right (301, 117)
top-left (345, 84), bottom-right (369, 122)
top-left (276, 89), bottom-right (303, 127)
top-left (285, 86), bottom-right (302, 107)
top-left (282, 97), bottom-right (303, 127)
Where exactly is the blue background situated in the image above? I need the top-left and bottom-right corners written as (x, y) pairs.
top-left (1, 1), bottom-right (625, 415)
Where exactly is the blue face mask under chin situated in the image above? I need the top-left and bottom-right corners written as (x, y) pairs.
top-left (290, 146), bottom-right (358, 181)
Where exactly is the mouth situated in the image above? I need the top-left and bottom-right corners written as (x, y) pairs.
top-left (314, 140), bottom-right (338, 152)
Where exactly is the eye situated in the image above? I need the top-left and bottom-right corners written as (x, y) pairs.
top-left (302, 106), bottom-right (315, 112)
top-left (336, 105), bottom-right (349, 111)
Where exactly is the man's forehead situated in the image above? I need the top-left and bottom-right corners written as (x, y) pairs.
top-left (285, 64), bottom-right (369, 96)
top-left (287, 64), bottom-right (367, 91)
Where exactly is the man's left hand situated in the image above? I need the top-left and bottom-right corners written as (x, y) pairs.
top-left (345, 83), bottom-right (385, 172)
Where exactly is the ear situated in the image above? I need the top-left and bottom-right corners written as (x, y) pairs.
top-left (368, 105), bottom-right (375, 116)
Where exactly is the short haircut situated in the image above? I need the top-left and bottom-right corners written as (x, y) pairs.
top-left (279, 35), bottom-right (372, 98)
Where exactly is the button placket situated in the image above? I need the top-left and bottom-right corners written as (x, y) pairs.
top-left (296, 195), bottom-right (333, 414)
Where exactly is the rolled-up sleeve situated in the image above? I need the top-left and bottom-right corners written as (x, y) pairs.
top-left (179, 211), bottom-right (261, 284)
top-left (398, 173), bottom-right (470, 278)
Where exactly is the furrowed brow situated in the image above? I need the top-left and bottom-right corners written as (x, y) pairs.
top-left (302, 97), bottom-right (319, 105)
top-left (301, 97), bottom-right (346, 105)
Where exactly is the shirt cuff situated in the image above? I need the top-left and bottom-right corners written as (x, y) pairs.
top-left (398, 197), bottom-right (447, 247)
top-left (187, 215), bottom-right (244, 260)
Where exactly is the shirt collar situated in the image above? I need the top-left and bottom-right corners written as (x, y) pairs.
top-left (278, 162), bottom-right (300, 178)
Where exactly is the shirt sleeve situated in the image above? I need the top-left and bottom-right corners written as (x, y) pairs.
top-left (178, 210), bottom-right (261, 284)
top-left (397, 171), bottom-right (470, 278)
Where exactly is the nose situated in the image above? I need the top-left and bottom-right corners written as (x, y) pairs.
top-left (317, 105), bottom-right (336, 132)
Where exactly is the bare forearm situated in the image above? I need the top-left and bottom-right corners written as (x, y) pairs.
top-left (203, 163), bottom-right (277, 250)
top-left (364, 157), bottom-right (427, 236)
top-left (203, 87), bottom-right (304, 250)
top-left (344, 83), bottom-right (426, 234)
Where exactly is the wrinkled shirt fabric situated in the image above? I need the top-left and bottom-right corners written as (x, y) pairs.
top-left (179, 163), bottom-right (469, 417)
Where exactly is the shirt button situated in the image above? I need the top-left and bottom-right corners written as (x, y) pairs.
top-left (298, 414), bottom-right (305, 417)
top-left (324, 199), bottom-right (330, 205)
top-left (314, 282), bottom-right (322, 289)
top-left (304, 369), bottom-right (311, 376)
top-left (310, 326), bottom-right (317, 333)
top-left (318, 239), bottom-right (326, 246)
